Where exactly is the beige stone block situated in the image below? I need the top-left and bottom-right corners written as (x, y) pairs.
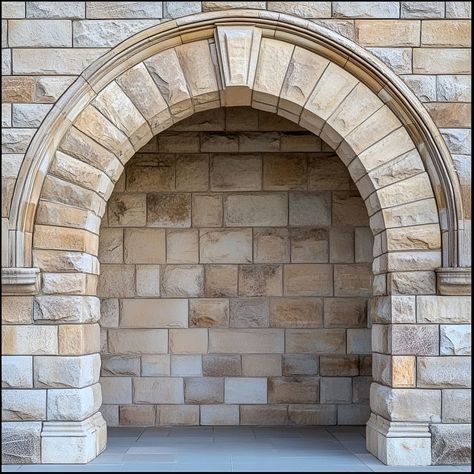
top-left (413, 48), bottom-right (471, 74)
top-left (158, 405), bottom-right (199, 425)
top-left (58, 324), bottom-right (99, 355)
top-left (200, 228), bottom-right (252, 264)
top-left (288, 404), bottom-right (337, 425)
top-left (333, 2), bottom-right (399, 17)
top-left (86, 2), bottom-right (162, 18)
top-left (442, 389), bottom-right (471, 423)
top-left (108, 329), bottom-right (167, 354)
top-left (158, 132), bottom-right (199, 153)
top-left (2, 325), bottom-right (58, 355)
top-left (33, 250), bottom-right (99, 275)
top-left (33, 295), bottom-right (99, 324)
top-left (239, 132), bottom-right (280, 153)
top-left (240, 405), bottom-right (288, 425)
top-left (169, 329), bottom-right (208, 354)
top-left (167, 229), bottom-right (198, 264)
top-left (125, 154), bottom-right (175, 192)
top-left (98, 264), bottom-right (135, 298)
top-left (386, 224), bottom-right (441, 251)
top-left (347, 328), bottom-right (371, 354)
top-left (101, 355), bottom-right (140, 377)
top-left (282, 354), bottom-right (318, 376)
top-left (202, 355), bottom-right (241, 377)
top-left (284, 264), bottom-right (333, 296)
top-left (417, 356), bottom-right (471, 388)
top-left (161, 265), bottom-right (204, 297)
top-left (224, 193), bottom-right (287, 227)
top-left (225, 377), bottom-right (267, 404)
top-left (425, 102), bottom-right (471, 128)
top-left (209, 329), bottom-right (284, 353)
top-left (2, 2), bottom-right (25, 18)
top-left (200, 405), bottom-right (239, 425)
top-left (184, 377), bottom-right (224, 404)
top-left (329, 227), bottom-right (354, 263)
top-left (334, 264), bottom-right (372, 297)
top-left (170, 355), bottom-right (202, 376)
top-left (204, 265), bottom-right (238, 297)
top-left (176, 154), bottom-right (209, 191)
top-left (355, 20), bottom-right (420, 46)
top-left (367, 47), bottom-right (412, 74)
top-left (135, 265), bottom-right (160, 297)
top-left (388, 271), bottom-right (436, 295)
top-left (192, 194), bottom-right (223, 227)
top-left (2, 296), bottom-right (33, 324)
top-left (2, 389), bottom-right (46, 421)
top-left (286, 329), bottom-right (346, 354)
top-left (333, 192), bottom-right (368, 226)
top-left (120, 405), bottom-right (156, 426)
top-left (393, 355), bottom-right (416, 387)
top-left (134, 377), bottom-right (184, 404)
top-left (269, 377), bottom-right (319, 403)
top-left (290, 227), bottom-right (329, 263)
top-left (121, 299), bottom-right (188, 328)
top-left (210, 154), bottom-right (262, 191)
top-left (320, 356), bottom-right (360, 376)
top-left (108, 193), bottom-right (146, 227)
top-left (189, 299), bottom-right (229, 328)
top-left (99, 298), bottom-right (119, 328)
top-left (2, 356), bottom-right (33, 388)
top-left (147, 193), bottom-right (191, 228)
top-left (242, 354), bottom-right (281, 377)
top-left (289, 192), bottom-right (331, 226)
top-left (422, 20), bottom-right (471, 47)
top-left (254, 228), bottom-right (290, 263)
top-left (270, 297), bottom-right (323, 328)
top-left (238, 265), bottom-right (283, 297)
top-left (98, 228), bottom-right (123, 263)
top-left (324, 298), bottom-right (367, 328)
top-left (102, 378), bottom-right (133, 404)
top-left (230, 298), bottom-right (269, 328)
top-left (263, 154), bottom-right (307, 191)
top-left (141, 355), bottom-right (170, 376)
top-left (308, 154), bottom-right (352, 191)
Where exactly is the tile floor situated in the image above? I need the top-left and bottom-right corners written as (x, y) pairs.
top-left (2, 426), bottom-right (471, 472)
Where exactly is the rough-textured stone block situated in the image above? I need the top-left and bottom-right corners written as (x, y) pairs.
top-left (270, 297), bottom-right (323, 328)
top-left (101, 355), bottom-right (140, 377)
top-left (431, 424), bottom-right (471, 465)
top-left (204, 265), bottom-right (238, 297)
top-left (284, 264), bottom-right (333, 296)
top-left (135, 265), bottom-right (160, 296)
top-left (184, 377), bottom-right (224, 404)
top-left (211, 154), bottom-right (262, 191)
top-left (263, 154), bottom-right (307, 190)
top-left (203, 355), bottom-right (241, 377)
top-left (176, 154), bottom-right (209, 192)
top-left (33, 295), bottom-right (99, 324)
top-left (161, 265), bottom-right (204, 297)
top-left (119, 406), bottom-right (156, 426)
top-left (320, 356), bottom-right (360, 376)
top-left (282, 354), bottom-right (318, 376)
top-left (401, 2), bottom-right (445, 18)
top-left (98, 264), bottom-right (135, 298)
top-left (9, 19), bottom-right (72, 47)
top-left (2, 389), bottom-right (46, 421)
top-left (86, 2), bottom-right (163, 18)
top-left (437, 75), bottom-right (471, 102)
top-left (192, 194), bottom-right (223, 227)
top-left (26, 2), bottom-right (85, 18)
top-left (308, 155), bottom-right (351, 191)
top-left (147, 193), bottom-right (191, 228)
top-left (333, 2), bottom-right (399, 18)
top-left (413, 48), bottom-right (471, 74)
top-left (367, 47), bottom-right (412, 74)
top-left (209, 329), bottom-right (284, 354)
top-left (1, 422), bottom-right (41, 464)
top-left (108, 193), bottom-right (146, 227)
top-left (442, 389), bottom-right (471, 423)
top-left (12, 103), bottom-right (51, 127)
top-left (190, 298), bottom-right (229, 328)
top-left (267, 2), bottom-right (330, 18)
top-left (391, 324), bottom-right (439, 355)
top-left (225, 378), bottom-right (267, 404)
top-left (126, 154), bottom-right (174, 192)
top-left (59, 324), bottom-right (99, 355)
top-left (2, 356), bottom-right (33, 388)
top-left (417, 296), bottom-right (471, 323)
top-left (289, 192), bottom-right (331, 226)
top-left (2, 325), bottom-right (58, 355)
top-left (286, 329), bottom-right (346, 354)
top-left (169, 329), bottom-right (208, 354)
top-left (254, 228), bottom-right (290, 263)
top-left (324, 298), bottom-right (367, 328)
top-left (200, 228), bottom-right (252, 264)
top-left (2, 296), bottom-right (33, 324)
top-left (108, 329), bottom-right (168, 354)
top-left (291, 228), bottom-right (329, 263)
top-left (334, 264), bottom-right (372, 297)
top-left (229, 297), bottom-right (269, 328)
top-left (133, 377), bottom-right (183, 404)
top-left (98, 228), bottom-right (123, 263)
top-left (47, 384), bottom-right (101, 421)
top-left (417, 357), bottom-right (471, 388)
top-left (239, 265), bottom-right (283, 297)
top-left (355, 20), bottom-right (420, 47)
top-left (440, 325), bottom-right (471, 355)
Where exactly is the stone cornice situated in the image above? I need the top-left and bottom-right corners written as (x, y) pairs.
top-left (436, 267), bottom-right (471, 295)
top-left (1, 267), bottom-right (40, 295)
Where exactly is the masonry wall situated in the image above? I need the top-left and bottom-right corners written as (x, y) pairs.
top-left (97, 107), bottom-right (374, 426)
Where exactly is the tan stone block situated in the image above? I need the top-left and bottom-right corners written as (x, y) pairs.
top-left (169, 329), bottom-right (208, 354)
top-left (333, 192), bottom-right (369, 226)
top-left (33, 225), bottom-right (98, 255)
top-left (125, 154), bottom-right (175, 192)
top-left (240, 405), bottom-right (288, 425)
top-left (280, 133), bottom-right (322, 152)
top-left (308, 154), bottom-right (352, 191)
top-left (135, 265), bottom-right (160, 296)
top-left (200, 228), bottom-right (252, 264)
top-left (166, 229), bottom-right (199, 264)
top-left (289, 404), bottom-right (337, 425)
top-left (417, 356), bottom-right (471, 388)
top-left (329, 227), bottom-right (354, 263)
top-left (270, 297), bottom-right (323, 328)
top-left (200, 405), bottom-right (239, 425)
top-left (324, 298), bottom-right (367, 328)
top-left (147, 193), bottom-right (191, 228)
top-left (99, 299), bottom-right (119, 328)
top-left (161, 265), bottom-right (204, 297)
top-left (204, 265), bottom-right (238, 297)
top-left (121, 299), bottom-right (188, 328)
top-left (209, 329), bottom-right (284, 353)
top-left (202, 355), bottom-right (241, 376)
top-left (2, 325), bottom-right (58, 355)
top-left (120, 406), bottom-right (156, 426)
top-left (282, 354), bottom-right (318, 376)
top-left (101, 355), bottom-right (140, 377)
top-left (284, 264), bottom-right (333, 296)
top-left (386, 224), bottom-right (441, 251)
top-left (158, 405), bottom-right (199, 425)
top-left (189, 299), bottom-right (229, 328)
top-left (355, 20), bottom-right (420, 46)
top-left (59, 324), bottom-right (99, 355)
top-left (134, 377), bottom-right (184, 404)
top-left (141, 355), bottom-right (170, 376)
top-left (229, 297), bottom-right (269, 328)
top-left (108, 193), bottom-right (146, 227)
top-left (286, 329), bottom-right (346, 354)
top-left (290, 228), bottom-right (329, 263)
top-left (1, 296), bottom-right (33, 324)
top-left (98, 228), bottom-right (123, 264)
top-left (225, 377), bottom-right (267, 404)
top-left (268, 377), bottom-right (319, 403)
top-left (176, 154), bottom-right (209, 191)
top-left (98, 264), bottom-right (135, 298)
top-left (425, 102), bottom-right (471, 128)
top-left (421, 20), bottom-right (471, 47)
top-left (320, 356), bottom-right (360, 376)
top-left (242, 354), bottom-right (281, 377)
top-left (413, 48), bottom-right (471, 74)
top-left (355, 227), bottom-right (373, 262)
top-left (33, 250), bottom-right (99, 274)
top-left (254, 228), bottom-right (290, 263)
top-left (393, 355), bottom-right (416, 387)
top-left (33, 295), bottom-right (99, 324)
top-left (239, 132), bottom-right (280, 152)
top-left (210, 154), bottom-right (261, 191)
top-left (108, 329), bottom-right (168, 355)
top-left (289, 192), bottom-right (331, 226)
top-left (239, 265), bottom-right (283, 297)
top-left (184, 377), bottom-right (224, 404)
top-left (192, 194), bottom-right (223, 227)
top-left (263, 154), bottom-right (307, 190)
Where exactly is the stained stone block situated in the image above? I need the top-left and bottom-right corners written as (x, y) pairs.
top-left (329, 227), bottom-right (354, 263)
top-left (189, 298), bottom-right (229, 328)
top-left (1, 422), bottom-right (41, 464)
top-left (286, 329), bottom-right (346, 354)
top-left (2, 325), bottom-right (58, 355)
top-left (308, 155), bottom-right (352, 191)
top-left (101, 355), bottom-right (140, 377)
top-left (289, 192), bottom-right (331, 226)
top-left (126, 155), bottom-right (175, 192)
top-left (203, 355), bottom-right (241, 377)
top-left (147, 193), bottom-right (191, 228)
top-left (98, 228), bottom-right (123, 263)
top-left (334, 264), bottom-right (372, 297)
top-left (192, 194), bottom-right (223, 227)
top-left (2, 296), bottom-right (33, 324)
top-left (205, 265), bottom-right (238, 297)
top-left (33, 295), bottom-right (99, 324)
top-left (184, 377), bottom-right (224, 404)
top-left (229, 297), bottom-right (269, 328)
top-left (417, 296), bottom-right (471, 323)
top-left (161, 265), bottom-right (204, 297)
top-left (158, 405), bottom-right (199, 425)
top-left (200, 228), bottom-right (252, 264)
top-left (431, 424), bottom-right (471, 465)
top-left (99, 298), bottom-right (118, 328)
top-left (320, 377), bottom-right (352, 403)
top-left (282, 354), bottom-right (318, 376)
top-left (210, 154), bottom-right (262, 191)
top-left (108, 193), bottom-right (146, 227)
top-left (242, 354), bottom-right (281, 376)
top-left (320, 356), bottom-right (360, 376)
top-left (240, 405), bottom-right (288, 425)
top-left (176, 154), bottom-right (209, 191)
top-left (270, 297), bottom-right (323, 328)
top-left (238, 265), bottom-right (283, 297)
top-left (98, 264), bottom-right (135, 298)
top-left (268, 377), bottom-right (319, 403)
top-left (263, 154), bottom-right (307, 190)
top-left (284, 264), bottom-right (333, 296)
top-left (291, 227), bottom-right (329, 263)
top-left (254, 228), bottom-right (290, 263)
top-left (120, 406), bottom-right (156, 426)
top-left (324, 298), bottom-right (367, 328)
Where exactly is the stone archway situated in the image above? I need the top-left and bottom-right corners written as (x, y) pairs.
top-left (2, 10), bottom-right (470, 466)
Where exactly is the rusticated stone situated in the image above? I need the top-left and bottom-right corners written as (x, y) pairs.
top-left (2, 356), bottom-right (33, 388)
top-left (86, 2), bottom-right (162, 18)
top-left (1, 422), bottom-right (41, 464)
top-left (98, 264), bottom-right (135, 298)
top-left (2, 296), bottom-right (33, 324)
top-left (391, 324), bottom-right (439, 355)
top-left (437, 75), bottom-right (471, 102)
top-left (417, 357), bottom-right (471, 388)
top-left (431, 424), bottom-right (471, 465)
top-left (101, 355), bottom-right (140, 376)
top-left (333, 2), bottom-right (399, 17)
top-left (33, 295), bottom-right (99, 323)
top-left (59, 324), bottom-right (100, 355)
top-left (239, 265), bottom-right (282, 297)
top-left (2, 325), bottom-right (58, 355)
top-left (401, 2), bottom-right (445, 18)
top-left (161, 265), bottom-right (204, 297)
top-left (190, 299), bottom-right (229, 328)
top-left (442, 389), bottom-right (471, 423)
top-left (2, 390), bottom-right (46, 421)
top-left (47, 384), bottom-right (101, 421)
top-left (417, 296), bottom-right (471, 323)
top-left (367, 47), bottom-right (412, 74)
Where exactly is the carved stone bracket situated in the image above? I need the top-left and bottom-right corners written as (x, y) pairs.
top-left (1, 267), bottom-right (40, 295)
top-left (436, 267), bottom-right (471, 295)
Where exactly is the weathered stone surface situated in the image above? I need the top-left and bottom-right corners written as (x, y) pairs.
top-left (200, 228), bottom-right (252, 264)
top-left (263, 154), bottom-right (307, 190)
top-left (355, 20), bottom-right (420, 47)
top-left (284, 264), bottom-right (333, 296)
top-left (333, 192), bottom-right (368, 225)
top-left (161, 265), bottom-right (204, 297)
top-left (320, 377), bottom-right (352, 403)
top-left (86, 2), bottom-right (162, 18)
top-left (413, 48), bottom-right (471, 74)
top-left (367, 47), bottom-right (412, 74)
top-left (2, 296), bottom-right (33, 324)
top-left (134, 377), bottom-right (183, 404)
top-left (159, 132), bottom-right (199, 153)
top-left (291, 227), bottom-right (328, 263)
top-left (347, 329), bottom-right (371, 354)
top-left (417, 356), bottom-right (471, 388)
top-left (254, 228), bottom-right (290, 263)
top-left (333, 2), bottom-right (399, 17)
top-left (121, 299), bottom-right (188, 328)
top-left (289, 404), bottom-right (337, 425)
top-left (59, 324), bottom-right (100, 355)
top-left (33, 295), bottom-right (99, 323)
top-left (101, 377), bottom-right (132, 405)
top-left (209, 329), bottom-right (284, 353)
top-left (124, 228), bottom-right (166, 264)
top-left (2, 356), bottom-right (33, 388)
top-left (135, 265), bottom-right (160, 296)
top-left (240, 405), bottom-right (288, 425)
top-left (441, 128), bottom-right (471, 155)
top-left (9, 19), bottom-right (72, 47)
top-left (203, 355), bottom-right (241, 377)
top-left (2, 325), bottom-right (58, 355)
top-left (1, 128), bottom-right (36, 153)
top-left (1, 422), bottom-right (41, 464)
top-left (2, 389), bottom-right (46, 421)
top-left (224, 193), bottom-right (287, 227)
top-left (239, 265), bottom-right (282, 297)
top-left (158, 405), bottom-right (199, 425)
top-left (147, 193), bottom-right (191, 228)
top-left (190, 298), bottom-right (229, 328)
top-left (175, 154), bottom-right (208, 192)
top-left (204, 265), bottom-right (238, 297)
top-left (101, 355), bottom-right (140, 376)
top-left (388, 271), bottom-right (436, 295)
top-left (286, 329), bottom-right (346, 354)
top-left (440, 325), bottom-right (471, 355)
top-left (169, 329), bottom-right (208, 354)
top-left (289, 192), bottom-right (331, 226)
top-left (164, 2), bottom-right (202, 18)
top-left (47, 384), bottom-right (101, 421)
top-left (417, 296), bottom-right (471, 323)
top-left (98, 264), bottom-right (135, 298)
top-left (108, 193), bottom-right (146, 227)
top-left (401, 74), bottom-right (437, 102)
top-left (12, 103), bottom-right (51, 127)
top-left (446, 2), bottom-right (472, 18)
top-left (242, 354), bottom-right (281, 376)
top-left (324, 298), bottom-right (367, 328)
top-left (269, 377), bottom-right (319, 403)
top-left (192, 194), bottom-right (222, 227)
top-left (282, 354), bottom-right (318, 376)
top-left (184, 377), bottom-right (224, 404)
top-left (442, 389), bottom-right (471, 424)
top-left (119, 405), bottom-right (156, 426)
top-left (126, 154), bottom-right (175, 192)
top-left (334, 264), bottom-right (372, 297)
top-left (422, 20), bottom-right (471, 48)
top-left (401, 2), bottom-right (445, 18)
top-left (26, 2), bottom-right (85, 18)
top-left (230, 297), bottom-right (269, 328)
top-left (200, 405), bottom-right (239, 425)
top-left (431, 424), bottom-right (471, 465)
top-left (210, 154), bottom-right (261, 191)
top-left (225, 378), bottom-right (267, 404)
top-left (391, 324), bottom-right (439, 355)
top-left (320, 356), bottom-right (359, 376)
top-left (271, 297), bottom-right (323, 328)
top-left (141, 355), bottom-right (170, 376)
top-left (108, 329), bottom-right (168, 354)
top-left (268, 2), bottom-right (330, 18)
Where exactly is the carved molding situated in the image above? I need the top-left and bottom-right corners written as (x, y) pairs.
top-left (1, 267), bottom-right (40, 295)
top-left (436, 267), bottom-right (471, 295)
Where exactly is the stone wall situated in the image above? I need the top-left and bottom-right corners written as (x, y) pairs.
top-left (97, 107), bottom-right (374, 426)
